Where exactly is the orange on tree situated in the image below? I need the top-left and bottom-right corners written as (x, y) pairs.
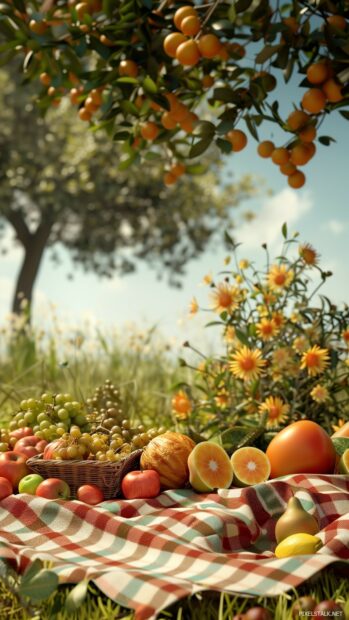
top-left (287, 109), bottom-right (310, 131)
top-left (228, 42), bottom-right (246, 58)
top-left (75, 2), bottom-right (89, 20)
top-left (290, 143), bottom-right (314, 166)
top-left (326, 15), bottom-right (347, 30)
top-left (282, 16), bottom-right (299, 34)
top-left (29, 20), bottom-right (47, 35)
top-left (161, 111), bottom-right (177, 130)
top-left (271, 147), bottom-right (290, 165)
top-left (306, 62), bottom-right (330, 85)
top-left (202, 75), bottom-right (214, 88)
top-left (163, 32), bottom-right (187, 58)
top-left (322, 78), bottom-right (343, 103)
top-left (70, 88), bottom-right (80, 104)
top-left (257, 140), bottom-right (275, 158)
top-left (171, 102), bottom-right (190, 123)
top-left (84, 96), bottom-right (99, 113)
top-left (302, 88), bottom-right (327, 114)
top-left (197, 34), bottom-right (222, 58)
top-left (99, 34), bottom-right (115, 46)
top-left (279, 161), bottom-right (297, 176)
top-left (218, 45), bottom-right (229, 61)
top-left (163, 171), bottom-right (177, 186)
top-left (119, 60), bottom-right (138, 78)
top-left (299, 124), bottom-right (316, 142)
top-left (179, 112), bottom-right (198, 133)
top-left (180, 15), bottom-right (201, 37)
top-left (171, 162), bottom-right (186, 177)
top-left (47, 86), bottom-right (56, 97)
top-left (90, 88), bottom-right (102, 105)
top-left (78, 107), bottom-right (92, 121)
top-left (140, 121), bottom-right (159, 141)
top-left (39, 72), bottom-right (51, 86)
top-left (150, 100), bottom-right (162, 112)
top-left (226, 129), bottom-right (247, 152)
top-left (174, 5), bottom-right (197, 30)
top-left (176, 39), bottom-right (201, 66)
top-left (288, 170), bottom-right (305, 189)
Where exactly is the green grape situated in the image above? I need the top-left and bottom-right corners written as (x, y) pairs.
top-left (17, 420), bottom-right (26, 428)
top-left (41, 392), bottom-right (54, 404)
top-left (0, 442), bottom-right (9, 452)
top-left (20, 400), bottom-right (28, 410)
top-left (35, 430), bottom-right (45, 439)
top-left (40, 420), bottom-right (50, 430)
top-left (57, 408), bottom-right (69, 420)
top-left (63, 393), bottom-right (73, 402)
top-left (74, 414), bottom-right (87, 427)
top-left (33, 425), bottom-right (40, 433)
top-left (55, 394), bottom-right (66, 405)
top-left (37, 412), bottom-right (47, 424)
top-left (9, 421), bottom-right (17, 431)
top-left (24, 411), bottom-right (35, 424)
top-left (43, 429), bottom-right (52, 440)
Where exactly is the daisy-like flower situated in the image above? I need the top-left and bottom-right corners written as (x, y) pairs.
top-left (224, 325), bottom-right (236, 343)
top-left (229, 346), bottom-right (266, 382)
top-left (272, 347), bottom-right (292, 369)
top-left (235, 274), bottom-right (243, 284)
top-left (342, 328), bottom-right (349, 346)
top-left (290, 311), bottom-right (302, 323)
top-left (310, 384), bottom-right (329, 403)
top-left (267, 264), bottom-right (294, 291)
top-left (239, 259), bottom-right (250, 270)
top-left (214, 389), bottom-right (229, 409)
top-left (272, 311), bottom-right (285, 330)
top-left (292, 336), bottom-right (308, 354)
top-left (258, 396), bottom-right (290, 428)
top-left (300, 345), bottom-right (330, 376)
top-left (171, 390), bottom-right (192, 419)
top-left (332, 419), bottom-right (346, 433)
top-left (263, 290), bottom-right (278, 306)
top-left (256, 304), bottom-right (268, 317)
top-left (189, 297), bottom-right (199, 315)
top-left (256, 317), bottom-right (279, 341)
top-left (210, 283), bottom-right (241, 314)
top-left (299, 243), bottom-right (319, 266)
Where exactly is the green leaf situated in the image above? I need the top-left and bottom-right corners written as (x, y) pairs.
top-left (21, 559), bottom-right (43, 584)
top-left (332, 437), bottom-right (349, 457)
top-left (216, 138), bottom-right (232, 154)
top-left (193, 120), bottom-right (215, 137)
top-left (113, 131), bottom-right (131, 141)
top-left (340, 110), bottom-right (349, 121)
top-left (281, 222), bottom-right (288, 239)
top-left (219, 425), bottom-right (265, 454)
top-left (143, 75), bottom-right (157, 94)
top-left (118, 152), bottom-right (137, 170)
top-left (244, 115), bottom-right (259, 141)
top-left (235, 0), bottom-right (253, 12)
top-left (319, 135), bottom-right (336, 146)
top-left (255, 45), bottom-right (280, 64)
top-left (116, 77), bottom-right (139, 85)
top-left (19, 569), bottom-right (59, 602)
top-left (235, 329), bottom-right (249, 346)
top-left (65, 580), bottom-right (89, 612)
top-left (228, 4), bottom-right (236, 22)
top-left (213, 86), bottom-right (235, 103)
top-left (189, 137), bottom-right (212, 159)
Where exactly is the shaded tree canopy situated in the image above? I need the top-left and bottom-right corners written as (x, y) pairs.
top-left (0, 67), bottom-right (256, 314)
top-left (0, 0), bottom-right (348, 189)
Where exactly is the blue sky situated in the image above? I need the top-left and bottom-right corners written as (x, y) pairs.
top-left (0, 89), bottom-right (348, 349)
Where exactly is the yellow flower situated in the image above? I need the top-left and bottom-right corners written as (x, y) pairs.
top-left (203, 273), bottom-right (213, 285)
top-left (267, 264), bottom-right (294, 291)
top-left (229, 346), bottom-right (266, 382)
top-left (256, 304), bottom-right (268, 316)
top-left (171, 390), bottom-right (192, 419)
top-left (300, 345), bottom-right (330, 376)
top-left (189, 297), bottom-right (199, 315)
top-left (299, 243), bottom-right (319, 266)
top-left (272, 347), bottom-right (292, 369)
top-left (224, 325), bottom-right (236, 343)
top-left (210, 283), bottom-right (241, 314)
top-left (332, 418), bottom-right (345, 433)
top-left (256, 317), bottom-right (279, 341)
top-left (290, 312), bottom-right (301, 323)
top-left (263, 290), bottom-right (278, 306)
top-left (214, 389), bottom-right (229, 409)
top-left (258, 396), bottom-right (290, 428)
top-left (310, 384), bottom-right (329, 403)
top-left (239, 259), bottom-right (250, 270)
top-left (235, 274), bottom-right (243, 284)
top-left (292, 336), bottom-right (308, 354)
top-left (272, 311), bottom-right (285, 330)
top-left (342, 328), bottom-right (349, 346)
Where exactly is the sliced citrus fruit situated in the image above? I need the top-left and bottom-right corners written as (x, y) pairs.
top-left (188, 441), bottom-right (233, 492)
top-left (339, 448), bottom-right (349, 474)
top-left (230, 446), bottom-right (271, 487)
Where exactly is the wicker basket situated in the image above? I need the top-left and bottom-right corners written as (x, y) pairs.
top-left (26, 449), bottom-right (142, 500)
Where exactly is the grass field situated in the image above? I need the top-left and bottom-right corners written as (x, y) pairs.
top-left (0, 317), bottom-right (348, 619)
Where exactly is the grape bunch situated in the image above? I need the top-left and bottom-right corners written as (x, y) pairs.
top-left (9, 393), bottom-right (89, 442)
top-left (0, 428), bottom-right (11, 452)
top-left (86, 379), bottom-right (124, 431)
top-left (50, 420), bottom-right (166, 462)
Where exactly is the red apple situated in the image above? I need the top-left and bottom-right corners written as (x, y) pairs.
top-left (121, 470), bottom-right (161, 500)
top-left (43, 439), bottom-right (65, 460)
top-left (13, 436), bottom-right (47, 460)
top-left (0, 476), bottom-right (13, 500)
top-left (0, 452), bottom-right (29, 488)
top-left (9, 427), bottom-right (34, 445)
top-left (77, 484), bottom-right (104, 505)
top-left (36, 478), bottom-right (70, 500)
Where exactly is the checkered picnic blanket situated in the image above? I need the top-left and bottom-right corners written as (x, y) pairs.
top-left (0, 474), bottom-right (348, 619)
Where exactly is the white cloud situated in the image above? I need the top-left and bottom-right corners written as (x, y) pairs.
top-left (236, 188), bottom-right (313, 250)
top-left (327, 219), bottom-right (346, 235)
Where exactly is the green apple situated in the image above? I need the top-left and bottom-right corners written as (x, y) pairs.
top-left (18, 473), bottom-right (44, 495)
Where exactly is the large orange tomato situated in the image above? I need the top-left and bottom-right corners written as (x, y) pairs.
top-left (266, 420), bottom-right (336, 478)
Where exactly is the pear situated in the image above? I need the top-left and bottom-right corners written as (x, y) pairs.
top-left (275, 496), bottom-right (319, 544)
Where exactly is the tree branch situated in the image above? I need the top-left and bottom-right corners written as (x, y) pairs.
top-left (6, 209), bottom-right (31, 248)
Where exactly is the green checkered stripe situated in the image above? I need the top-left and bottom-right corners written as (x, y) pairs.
top-left (0, 474), bottom-right (348, 620)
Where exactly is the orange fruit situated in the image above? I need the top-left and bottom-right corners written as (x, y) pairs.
top-left (306, 62), bottom-right (330, 85)
top-left (279, 162), bottom-right (297, 176)
top-left (176, 39), bottom-right (201, 66)
top-left (29, 20), bottom-right (47, 35)
top-left (226, 129), bottom-right (247, 152)
top-left (287, 109), bottom-right (309, 131)
top-left (100, 34), bottom-right (115, 46)
top-left (322, 78), bottom-right (343, 103)
top-left (188, 441), bottom-right (233, 492)
top-left (70, 88), bottom-right (80, 105)
top-left (271, 147), bottom-right (290, 165)
top-left (39, 72), bottom-right (51, 86)
top-left (164, 171), bottom-right (177, 186)
top-left (171, 103), bottom-right (190, 123)
top-left (84, 96), bottom-right (99, 113)
top-left (218, 44), bottom-right (229, 61)
top-left (231, 447), bottom-right (271, 487)
top-left (90, 89), bottom-right (103, 105)
top-left (150, 100), bottom-right (162, 111)
top-left (78, 107), bottom-right (92, 121)
top-left (75, 2), bottom-right (89, 19)
top-left (299, 124), bottom-right (316, 142)
top-left (228, 42), bottom-right (246, 58)
top-left (283, 16), bottom-right (299, 34)
top-left (161, 111), bottom-right (177, 130)
top-left (257, 140), bottom-right (275, 158)
top-left (164, 92), bottom-right (179, 110)
top-left (202, 75), bottom-right (214, 88)
top-left (140, 122), bottom-right (159, 141)
top-left (326, 15), bottom-right (347, 30)
top-left (301, 88), bottom-right (326, 114)
top-left (180, 112), bottom-right (198, 133)
top-left (290, 143), bottom-right (313, 166)
top-left (288, 170), bottom-right (306, 189)
top-left (197, 34), bottom-right (222, 58)
top-left (163, 32), bottom-right (187, 58)
top-left (174, 6), bottom-right (197, 30)
top-left (119, 59), bottom-right (138, 78)
top-left (180, 15), bottom-right (201, 36)
top-left (47, 86), bottom-right (56, 97)
top-left (171, 162), bottom-right (186, 177)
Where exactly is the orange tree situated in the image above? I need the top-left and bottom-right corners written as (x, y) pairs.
top-left (0, 0), bottom-right (348, 188)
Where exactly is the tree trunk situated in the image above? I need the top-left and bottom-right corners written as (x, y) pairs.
top-left (11, 220), bottom-right (53, 316)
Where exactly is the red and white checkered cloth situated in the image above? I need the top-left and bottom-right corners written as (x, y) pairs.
top-left (0, 474), bottom-right (348, 619)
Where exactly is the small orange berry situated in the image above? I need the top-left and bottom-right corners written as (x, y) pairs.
top-left (161, 112), bottom-right (177, 130)
top-left (283, 16), bottom-right (299, 34)
top-left (47, 86), bottom-right (56, 97)
top-left (306, 62), bottom-right (330, 85)
top-left (322, 78), bottom-right (343, 103)
top-left (75, 2), bottom-right (89, 20)
top-left (279, 162), bottom-right (297, 176)
top-left (288, 170), bottom-right (306, 189)
top-left (299, 124), bottom-right (317, 142)
top-left (171, 103), bottom-right (190, 123)
top-left (39, 72), bottom-right (51, 86)
top-left (29, 20), bottom-right (47, 35)
top-left (290, 143), bottom-right (313, 166)
top-left (197, 34), bottom-right (221, 59)
top-left (163, 32), bottom-right (187, 58)
top-left (326, 15), bottom-right (347, 30)
top-left (176, 39), bottom-right (201, 66)
top-left (164, 171), bottom-right (177, 186)
top-left (174, 6), bottom-right (197, 30)
top-left (78, 107), bottom-right (92, 121)
top-left (287, 110), bottom-right (309, 131)
top-left (84, 96), bottom-right (99, 113)
top-left (140, 121), bottom-right (159, 141)
top-left (119, 60), bottom-right (138, 78)
top-left (70, 87), bottom-right (80, 105)
top-left (171, 162), bottom-right (186, 177)
top-left (90, 88), bottom-right (103, 105)
top-left (257, 140), bottom-right (275, 158)
top-left (226, 129), bottom-right (247, 152)
top-left (100, 34), bottom-right (115, 46)
top-left (179, 112), bottom-right (198, 133)
top-left (180, 15), bottom-right (201, 36)
top-left (302, 88), bottom-right (326, 114)
top-left (271, 147), bottom-right (290, 165)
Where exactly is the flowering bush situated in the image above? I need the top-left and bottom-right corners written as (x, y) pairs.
top-left (173, 226), bottom-right (349, 445)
